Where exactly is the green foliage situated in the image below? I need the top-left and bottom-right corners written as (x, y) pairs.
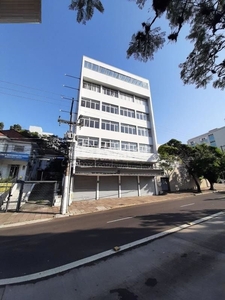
top-left (70, 0), bottom-right (225, 89)
top-left (69, 0), bottom-right (104, 24)
top-left (0, 122), bottom-right (4, 130)
top-left (159, 139), bottom-right (225, 191)
top-left (127, 26), bottom-right (165, 62)
top-left (10, 124), bottom-right (22, 131)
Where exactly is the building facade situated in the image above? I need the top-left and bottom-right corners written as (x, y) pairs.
top-left (0, 0), bottom-right (41, 23)
top-left (187, 126), bottom-right (225, 151)
top-left (0, 131), bottom-right (32, 180)
top-left (70, 56), bottom-right (162, 201)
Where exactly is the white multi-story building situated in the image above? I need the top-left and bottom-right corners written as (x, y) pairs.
top-left (187, 126), bottom-right (225, 151)
top-left (70, 56), bottom-right (161, 201)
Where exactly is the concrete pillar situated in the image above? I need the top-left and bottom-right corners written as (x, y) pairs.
top-left (154, 176), bottom-right (158, 195)
top-left (118, 175), bottom-right (121, 198)
top-left (96, 176), bottom-right (100, 200)
top-left (137, 176), bottom-right (141, 196)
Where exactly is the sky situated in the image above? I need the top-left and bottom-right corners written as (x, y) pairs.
top-left (1, 0), bottom-right (225, 145)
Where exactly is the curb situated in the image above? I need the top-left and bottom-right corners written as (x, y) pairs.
top-left (0, 189), bottom-right (224, 229)
top-left (0, 211), bottom-right (224, 286)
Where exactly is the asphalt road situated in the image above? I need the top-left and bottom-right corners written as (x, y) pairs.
top-left (1, 192), bottom-right (225, 279)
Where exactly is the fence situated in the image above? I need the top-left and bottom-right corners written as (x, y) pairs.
top-left (0, 180), bottom-right (61, 212)
top-left (0, 178), bottom-right (17, 212)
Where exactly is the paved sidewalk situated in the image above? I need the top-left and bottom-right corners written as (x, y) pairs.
top-left (0, 185), bottom-right (224, 228)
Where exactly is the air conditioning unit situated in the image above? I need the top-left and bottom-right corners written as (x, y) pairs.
top-left (64, 132), bottom-right (73, 140)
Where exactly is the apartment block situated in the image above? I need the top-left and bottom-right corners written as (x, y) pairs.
top-left (69, 56), bottom-right (162, 201)
top-left (187, 126), bottom-right (225, 151)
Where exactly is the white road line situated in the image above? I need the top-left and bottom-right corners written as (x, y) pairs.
top-left (180, 203), bottom-right (195, 208)
top-left (0, 211), bottom-right (224, 286)
top-left (107, 217), bottom-right (133, 224)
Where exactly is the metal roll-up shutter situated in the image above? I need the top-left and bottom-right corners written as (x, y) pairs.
top-left (99, 176), bottom-right (119, 199)
top-left (121, 176), bottom-right (138, 198)
top-left (72, 176), bottom-right (96, 201)
top-left (140, 177), bottom-right (155, 196)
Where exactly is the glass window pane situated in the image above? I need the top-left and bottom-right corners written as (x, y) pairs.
top-left (95, 121), bottom-right (99, 128)
top-left (102, 123), bottom-right (105, 130)
top-left (86, 101), bottom-right (90, 108)
top-left (90, 120), bottom-right (94, 127)
top-left (81, 100), bottom-right (85, 107)
top-left (106, 123), bottom-right (110, 130)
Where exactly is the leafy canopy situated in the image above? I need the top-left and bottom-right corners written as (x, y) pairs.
top-left (158, 139), bottom-right (225, 190)
top-left (69, 0), bottom-right (225, 89)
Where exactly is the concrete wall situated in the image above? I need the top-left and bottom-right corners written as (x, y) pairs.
top-left (158, 165), bottom-right (209, 192)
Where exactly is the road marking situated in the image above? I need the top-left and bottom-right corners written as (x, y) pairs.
top-left (180, 203), bottom-right (195, 207)
top-left (107, 217), bottom-right (133, 224)
top-left (0, 211), bottom-right (224, 286)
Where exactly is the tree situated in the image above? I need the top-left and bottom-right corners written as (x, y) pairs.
top-left (158, 152), bottom-right (177, 179)
top-left (158, 139), bottom-right (202, 192)
top-left (159, 139), bottom-right (225, 192)
top-left (193, 144), bottom-right (224, 190)
top-left (10, 124), bottom-right (22, 131)
top-left (70, 0), bottom-right (225, 89)
top-left (0, 122), bottom-right (4, 130)
top-left (69, 0), bottom-right (104, 24)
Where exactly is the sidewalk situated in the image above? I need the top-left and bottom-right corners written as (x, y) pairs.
top-left (0, 185), bottom-right (224, 228)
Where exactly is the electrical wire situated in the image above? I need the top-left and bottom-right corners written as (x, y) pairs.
top-left (0, 79), bottom-right (62, 97)
top-left (0, 91), bottom-right (70, 107)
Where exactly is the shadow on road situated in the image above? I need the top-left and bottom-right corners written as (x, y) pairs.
top-left (0, 208), bottom-right (223, 279)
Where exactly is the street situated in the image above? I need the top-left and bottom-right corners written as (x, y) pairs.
top-left (0, 192), bottom-right (225, 279)
top-left (1, 211), bottom-right (225, 300)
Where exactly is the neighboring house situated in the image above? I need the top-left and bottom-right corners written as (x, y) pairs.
top-left (70, 56), bottom-right (162, 201)
top-left (0, 0), bottom-right (41, 23)
top-left (0, 130), bottom-right (32, 180)
top-left (187, 126), bottom-right (225, 151)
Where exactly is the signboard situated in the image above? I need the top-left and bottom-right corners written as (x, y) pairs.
top-left (0, 152), bottom-right (29, 161)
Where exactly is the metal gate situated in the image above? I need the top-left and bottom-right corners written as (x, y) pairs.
top-left (140, 177), bottom-right (155, 196)
top-left (99, 176), bottom-right (118, 199)
top-left (121, 176), bottom-right (138, 198)
top-left (72, 175), bottom-right (97, 201)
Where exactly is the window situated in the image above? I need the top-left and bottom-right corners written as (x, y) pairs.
top-left (121, 141), bottom-right (138, 152)
top-left (101, 139), bottom-right (120, 150)
top-left (78, 136), bottom-right (99, 148)
top-left (101, 120), bottom-right (119, 132)
top-left (81, 116), bottom-right (99, 128)
top-left (138, 127), bottom-right (149, 136)
top-left (84, 60), bottom-right (149, 89)
top-left (121, 123), bottom-right (136, 135)
top-left (13, 145), bottom-right (24, 152)
top-left (81, 98), bottom-right (100, 110)
top-left (119, 92), bottom-right (134, 102)
top-left (83, 81), bottom-right (100, 93)
top-left (102, 102), bottom-right (118, 114)
top-left (136, 111), bottom-right (149, 121)
top-left (102, 87), bottom-right (118, 98)
top-left (120, 107), bottom-right (135, 118)
top-left (135, 96), bottom-right (147, 105)
top-left (139, 144), bottom-right (151, 153)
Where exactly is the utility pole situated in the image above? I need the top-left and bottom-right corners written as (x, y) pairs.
top-left (58, 75), bottom-right (81, 214)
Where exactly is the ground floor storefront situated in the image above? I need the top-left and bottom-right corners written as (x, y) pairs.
top-left (70, 174), bottom-right (158, 201)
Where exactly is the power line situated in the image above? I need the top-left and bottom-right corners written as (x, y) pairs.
top-left (0, 79), bottom-right (61, 97)
top-left (0, 91), bottom-right (69, 107)
top-left (0, 86), bottom-right (62, 102)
